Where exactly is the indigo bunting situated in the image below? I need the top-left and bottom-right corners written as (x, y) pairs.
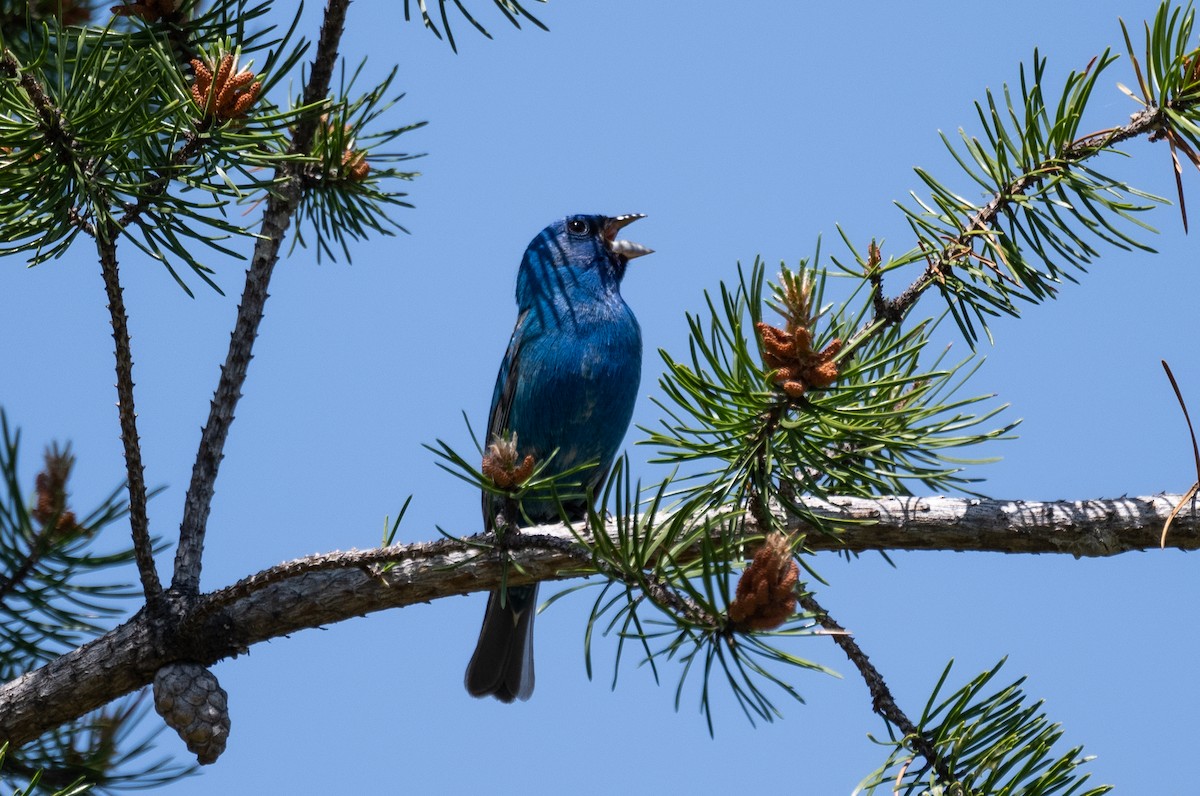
top-left (465, 214), bottom-right (652, 702)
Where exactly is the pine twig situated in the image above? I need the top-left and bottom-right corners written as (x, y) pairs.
top-left (97, 231), bottom-right (162, 600)
top-left (743, 479), bottom-right (952, 779)
top-left (3, 45), bottom-right (163, 598)
top-left (0, 49), bottom-right (95, 237)
top-left (171, 0), bottom-right (353, 594)
top-left (854, 103), bottom-right (1175, 350)
top-left (799, 590), bottom-right (955, 784)
top-left (0, 529), bottom-right (52, 606)
top-left (0, 50), bottom-right (72, 154)
top-left (114, 130), bottom-right (205, 233)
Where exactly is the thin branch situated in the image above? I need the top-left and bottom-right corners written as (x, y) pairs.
top-left (756, 478), bottom-right (947, 780)
top-left (0, 52), bottom-right (163, 601)
top-left (0, 50), bottom-right (73, 156)
top-left (0, 49), bottom-right (96, 238)
top-left (96, 231), bottom-right (162, 600)
top-left (171, 0), bottom-right (352, 594)
top-left (799, 590), bottom-right (954, 784)
top-left (1162, 360), bottom-right (1200, 483)
top-left (850, 103), bottom-right (1173, 351)
top-left (755, 422), bottom-right (944, 778)
top-left (1160, 360), bottom-right (1200, 546)
top-left (0, 52), bottom-right (158, 595)
top-left (2, 49), bottom-right (162, 598)
top-left (113, 130), bottom-right (205, 233)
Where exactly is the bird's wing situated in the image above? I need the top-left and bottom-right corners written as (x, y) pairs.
top-left (487, 309), bottom-right (527, 444)
top-left (481, 311), bottom-right (527, 532)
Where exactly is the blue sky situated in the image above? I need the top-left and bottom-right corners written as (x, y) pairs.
top-left (3, 1), bottom-right (1198, 793)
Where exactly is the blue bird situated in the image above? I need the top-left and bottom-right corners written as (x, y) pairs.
top-left (465, 213), bottom-right (652, 702)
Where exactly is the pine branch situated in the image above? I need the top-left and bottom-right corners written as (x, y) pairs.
top-left (853, 96), bottom-right (1188, 353)
top-left (799, 590), bottom-right (954, 784)
top-left (752, 483), bottom-right (951, 780)
top-left (0, 48), bottom-right (163, 599)
top-left (96, 231), bottom-right (162, 601)
top-left (0, 49), bottom-right (95, 238)
top-left (171, 0), bottom-right (352, 595)
top-left (791, 493), bottom-right (1198, 554)
top-left (0, 491), bottom-right (1192, 749)
top-left (112, 130), bottom-right (205, 234)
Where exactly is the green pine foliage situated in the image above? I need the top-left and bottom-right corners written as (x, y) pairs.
top-left (855, 660), bottom-right (1111, 796)
top-left (0, 0), bottom-right (422, 294)
top-left (402, 0), bottom-right (547, 52)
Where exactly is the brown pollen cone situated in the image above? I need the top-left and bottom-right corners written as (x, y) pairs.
top-left (757, 321), bottom-right (842, 398)
top-left (341, 148), bottom-right (370, 181)
top-left (728, 532), bottom-right (799, 632)
top-left (482, 433), bottom-right (536, 490)
top-left (189, 54), bottom-right (262, 121)
top-left (32, 445), bottom-right (83, 540)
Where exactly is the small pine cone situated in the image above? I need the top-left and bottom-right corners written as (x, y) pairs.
top-left (153, 662), bottom-right (231, 765)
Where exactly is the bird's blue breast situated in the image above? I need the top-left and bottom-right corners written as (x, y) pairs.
top-left (505, 298), bottom-right (641, 487)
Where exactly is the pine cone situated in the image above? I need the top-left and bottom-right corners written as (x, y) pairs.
top-left (153, 662), bottom-right (231, 765)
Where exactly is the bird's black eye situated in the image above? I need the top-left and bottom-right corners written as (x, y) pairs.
top-left (567, 218), bottom-right (592, 236)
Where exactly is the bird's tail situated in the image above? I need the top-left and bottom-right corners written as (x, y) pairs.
top-left (464, 584), bottom-right (537, 702)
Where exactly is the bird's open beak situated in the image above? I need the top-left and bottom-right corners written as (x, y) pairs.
top-left (604, 214), bottom-right (653, 260)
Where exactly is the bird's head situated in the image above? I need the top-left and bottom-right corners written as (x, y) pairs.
top-left (516, 214), bottom-right (652, 310)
